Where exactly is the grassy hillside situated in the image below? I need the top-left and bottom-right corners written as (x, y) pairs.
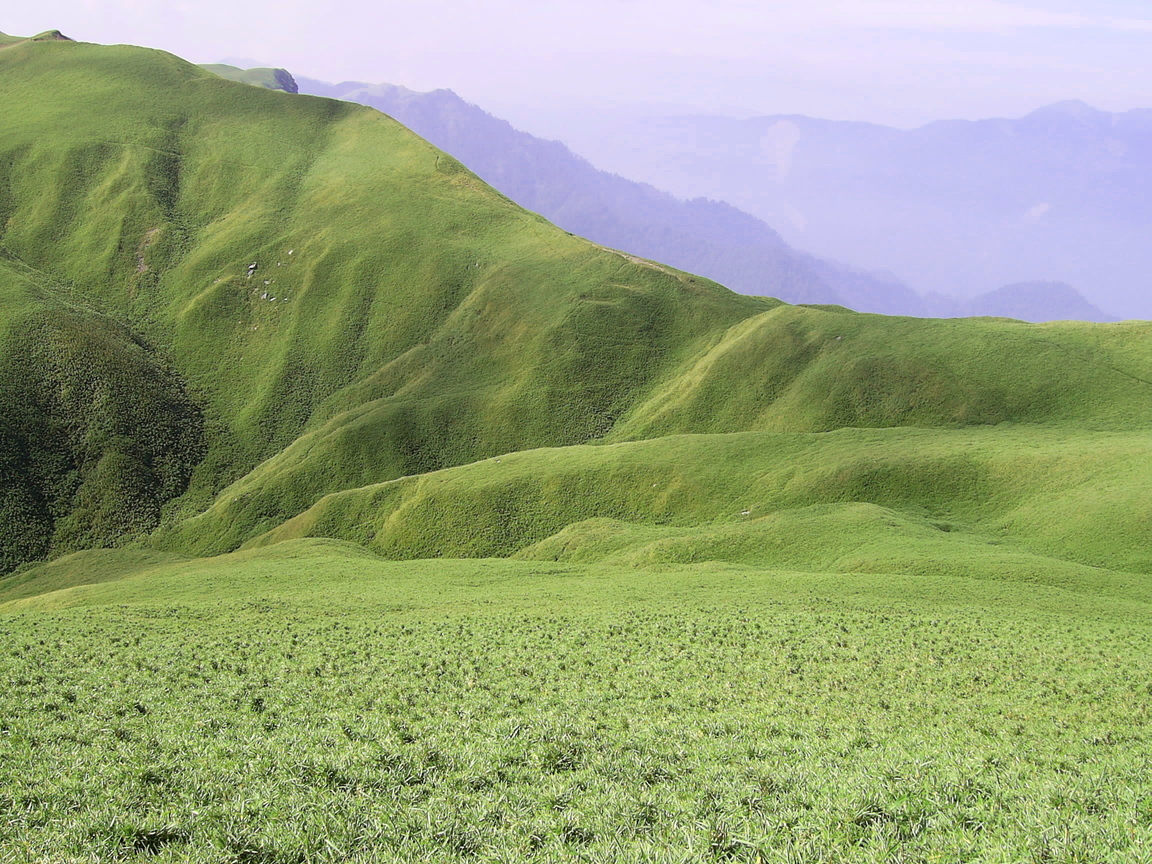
top-left (157, 303), bottom-right (1152, 556)
top-left (1, 35), bottom-right (1151, 577)
top-left (248, 425), bottom-right (1152, 585)
top-left (0, 36), bottom-right (768, 570)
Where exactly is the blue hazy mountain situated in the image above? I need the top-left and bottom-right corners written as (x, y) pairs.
top-left (556, 101), bottom-right (1143, 319)
top-left (295, 78), bottom-right (932, 313)
top-left (295, 78), bottom-right (1112, 321)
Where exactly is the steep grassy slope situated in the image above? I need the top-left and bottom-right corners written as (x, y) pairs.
top-left (0, 257), bottom-right (202, 572)
top-left (0, 37), bottom-right (764, 569)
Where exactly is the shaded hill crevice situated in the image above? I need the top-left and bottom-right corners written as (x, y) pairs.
top-left (0, 292), bottom-right (206, 572)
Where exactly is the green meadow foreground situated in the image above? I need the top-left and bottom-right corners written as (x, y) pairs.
top-left (5, 425), bottom-right (1152, 862)
top-left (2, 30), bottom-right (1152, 862)
top-left (3, 542), bottom-right (1151, 863)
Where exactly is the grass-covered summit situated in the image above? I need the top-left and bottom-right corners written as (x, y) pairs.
top-left (0, 29), bottom-right (72, 45)
top-left (2, 34), bottom-right (1152, 581)
top-left (199, 63), bottom-right (298, 93)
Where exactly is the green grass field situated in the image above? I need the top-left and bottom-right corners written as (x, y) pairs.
top-left (2, 33), bottom-right (1152, 862)
top-left (3, 541), bottom-right (1151, 862)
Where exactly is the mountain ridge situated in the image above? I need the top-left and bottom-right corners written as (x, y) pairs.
top-left (293, 75), bottom-right (1114, 322)
top-left (294, 75), bottom-right (915, 313)
top-left (555, 100), bottom-right (1150, 317)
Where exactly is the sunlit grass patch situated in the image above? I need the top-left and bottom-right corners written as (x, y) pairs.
top-left (2, 549), bottom-right (1150, 861)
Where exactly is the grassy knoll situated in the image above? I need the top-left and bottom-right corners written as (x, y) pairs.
top-left (249, 425), bottom-right (1152, 586)
top-left (199, 64), bottom-right (298, 93)
top-left (2, 541), bottom-right (1150, 861)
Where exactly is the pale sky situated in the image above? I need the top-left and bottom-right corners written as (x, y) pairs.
top-left (6, 1), bottom-right (1152, 130)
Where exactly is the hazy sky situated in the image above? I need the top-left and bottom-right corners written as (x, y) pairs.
top-left (8, 1), bottom-right (1152, 130)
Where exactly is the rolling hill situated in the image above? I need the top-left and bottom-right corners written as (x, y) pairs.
top-left (0, 33), bottom-right (1148, 579)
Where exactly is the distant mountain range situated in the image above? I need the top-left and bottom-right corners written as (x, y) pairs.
top-left (553, 102), bottom-right (1150, 319)
top-left (200, 64), bottom-right (1118, 322)
top-left (285, 77), bottom-right (1113, 322)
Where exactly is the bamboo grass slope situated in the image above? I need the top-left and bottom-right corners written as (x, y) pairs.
top-left (0, 257), bottom-right (204, 573)
top-left (3, 543), bottom-right (1150, 862)
top-left (2, 36), bottom-right (1152, 585)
